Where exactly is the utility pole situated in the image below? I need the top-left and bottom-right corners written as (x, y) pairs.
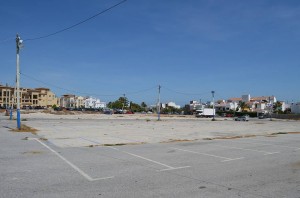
top-left (5, 83), bottom-right (8, 110)
top-left (122, 94), bottom-right (125, 112)
top-left (269, 96), bottom-right (272, 121)
top-left (16, 34), bottom-right (23, 129)
top-left (157, 85), bottom-right (161, 121)
top-left (211, 91), bottom-right (215, 121)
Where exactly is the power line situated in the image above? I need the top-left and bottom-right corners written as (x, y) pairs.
top-left (162, 86), bottom-right (211, 96)
top-left (20, 72), bottom-right (156, 97)
top-left (0, 37), bottom-right (15, 45)
top-left (24, 0), bottom-right (127, 41)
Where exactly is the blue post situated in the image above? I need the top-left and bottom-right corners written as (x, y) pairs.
top-left (17, 109), bottom-right (21, 129)
top-left (10, 107), bottom-right (13, 120)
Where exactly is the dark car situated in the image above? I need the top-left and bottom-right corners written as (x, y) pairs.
top-left (234, 115), bottom-right (249, 121)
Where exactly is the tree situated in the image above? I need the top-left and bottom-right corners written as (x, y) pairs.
top-left (140, 102), bottom-right (147, 111)
top-left (182, 104), bottom-right (192, 115)
top-left (130, 102), bottom-right (143, 112)
top-left (273, 101), bottom-right (282, 113)
top-left (108, 97), bottom-right (127, 109)
top-left (238, 101), bottom-right (248, 112)
top-left (161, 106), bottom-right (181, 114)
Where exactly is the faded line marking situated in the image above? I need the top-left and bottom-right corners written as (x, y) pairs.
top-left (107, 146), bottom-right (189, 171)
top-left (170, 147), bottom-right (242, 162)
top-left (236, 139), bottom-right (300, 150)
top-left (263, 152), bottom-right (280, 155)
top-left (221, 157), bottom-right (245, 162)
top-left (214, 144), bottom-right (279, 155)
top-left (158, 166), bottom-right (191, 172)
top-left (33, 138), bottom-right (114, 182)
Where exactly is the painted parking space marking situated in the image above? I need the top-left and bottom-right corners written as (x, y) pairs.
top-left (170, 147), bottom-right (244, 162)
top-left (213, 144), bottom-right (280, 155)
top-left (33, 138), bottom-right (114, 182)
top-left (81, 137), bottom-right (190, 171)
top-left (108, 146), bottom-right (190, 171)
top-left (237, 139), bottom-right (300, 150)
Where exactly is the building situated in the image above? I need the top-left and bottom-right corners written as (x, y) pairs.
top-left (166, 101), bottom-right (180, 109)
top-left (215, 101), bottom-right (238, 112)
top-left (189, 101), bottom-right (203, 111)
top-left (59, 95), bottom-right (107, 109)
top-left (60, 94), bottom-right (76, 108)
top-left (75, 96), bottom-right (85, 108)
top-left (0, 84), bottom-right (58, 108)
top-left (34, 88), bottom-right (58, 107)
top-left (227, 95), bottom-right (277, 112)
top-left (0, 84), bottom-right (14, 108)
top-left (291, 103), bottom-right (300, 114)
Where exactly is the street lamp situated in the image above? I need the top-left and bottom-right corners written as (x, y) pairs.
top-left (157, 85), bottom-right (161, 121)
top-left (16, 34), bottom-right (23, 129)
top-left (211, 91), bottom-right (215, 121)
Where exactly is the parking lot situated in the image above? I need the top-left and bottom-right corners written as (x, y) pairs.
top-left (1, 114), bottom-right (300, 198)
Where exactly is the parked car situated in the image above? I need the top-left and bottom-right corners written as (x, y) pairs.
top-left (234, 115), bottom-right (249, 121)
top-left (54, 107), bottom-right (62, 111)
top-left (103, 110), bottom-right (112, 115)
top-left (258, 114), bottom-right (270, 119)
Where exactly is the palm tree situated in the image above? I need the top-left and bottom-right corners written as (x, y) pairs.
top-left (238, 101), bottom-right (248, 112)
top-left (273, 101), bottom-right (282, 113)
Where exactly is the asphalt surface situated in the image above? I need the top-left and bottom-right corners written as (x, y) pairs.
top-left (1, 116), bottom-right (300, 198)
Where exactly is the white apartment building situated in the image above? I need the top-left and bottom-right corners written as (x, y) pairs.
top-left (189, 101), bottom-right (203, 111)
top-left (84, 97), bottom-right (106, 109)
top-left (166, 101), bottom-right (180, 109)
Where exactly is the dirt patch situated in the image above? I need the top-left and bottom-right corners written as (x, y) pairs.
top-left (271, 132), bottom-right (288, 135)
top-left (102, 142), bottom-right (146, 146)
top-left (203, 138), bottom-right (213, 140)
top-left (265, 135), bottom-right (278, 137)
top-left (10, 124), bottom-right (38, 135)
top-left (22, 150), bottom-right (43, 155)
top-left (86, 142), bottom-right (146, 147)
top-left (291, 162), bottom-right (300, 169)
top-left (216, 135), bottom-right (256, 140)
top-left (160, 139), bottom-right (197, 143)
top-left (287, 132), bottom-right (300, 134)
top-left (203, 135), bottom-right (256, 140)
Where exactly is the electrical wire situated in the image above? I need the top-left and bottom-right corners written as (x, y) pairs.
top-left (0, 37), bottom-right (15, 45)
top-left (162, 86), bottom-right (211, 96)
top-left (24, 0), bottom-right (127, 41)
top-left (124, 86), bottom-right (157, 95)
top-left (20, 72), bottom-right (156, 97)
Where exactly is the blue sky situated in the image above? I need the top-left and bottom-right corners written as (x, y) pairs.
top-left (1, 0), bottom-right (300, 106)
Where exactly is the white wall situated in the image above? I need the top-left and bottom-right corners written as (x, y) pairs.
top-left (291, 103), bottom-right (300, 114)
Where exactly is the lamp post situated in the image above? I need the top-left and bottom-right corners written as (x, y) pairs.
top-left (16, 34), bottom-right (23, 129)
top-left (211, 91), bottom-right (215, 121)
top-left (157, 85), bottom-right (161, 121)
top-left (122, 94), bottom-right (125, 112)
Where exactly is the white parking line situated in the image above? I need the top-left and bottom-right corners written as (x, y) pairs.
top-left (238, 139), bottom-right (300, 150)
top-left (108, 146), bottom-right (190, 171)
top-left (33, 138), bottom-right (114, 182)
top-left (170, 147), bottom-right (244, 162)
top-left (213, 144), bottom-right (280, 155)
